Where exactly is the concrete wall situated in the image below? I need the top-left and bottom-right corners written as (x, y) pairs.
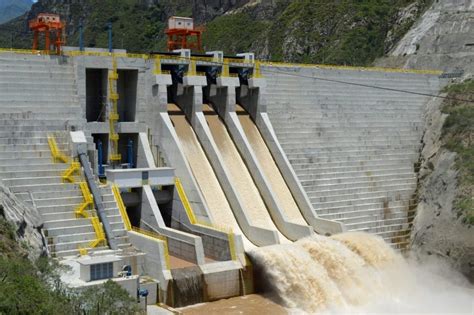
top-left (127, 231), bottom-right (172, 294)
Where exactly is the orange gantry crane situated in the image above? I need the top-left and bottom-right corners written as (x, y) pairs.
top-left (165, 16), bottom-right (203, 52)
top-left (29, 13), bottom-right (65, 54)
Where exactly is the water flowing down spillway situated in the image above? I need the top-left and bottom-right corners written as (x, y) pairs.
top-left (248, 232), bottom-right (474, 314)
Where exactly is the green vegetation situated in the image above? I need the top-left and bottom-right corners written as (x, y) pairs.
top-left (0, 216), bottom-right (142, 315)
top-left (441, 80), bottom-right (474, 224)
top-left (0, 0), bottom-right (192, 52)
top-left (0, 0), bottom-right (432, 66)
top-left (202, 12), bottom-right (269, 56)
top-left (203, 0), bottom-right (433, 65)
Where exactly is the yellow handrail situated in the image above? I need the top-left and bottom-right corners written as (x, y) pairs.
top-left (260, 61), bottom-right (443, 75)
top-left (75, 182), bottom-right (93, 218)
top-left (154, 55), bottom-right (162, 75)
top-left (227, 232), bottom-right (237, 261)
top-left (186, 60), bottom-right (197, 76)
top-left (47, 135), bottom-right (68, 163)
top-left (1, 49), bottom-right (443, 75)
top-left (108, 56), bottom-right (121, 162)
top-left (174, 177), bottom-right (237, 261)
top-left (174, 177), bottom-right (197, 224)
top-left (132, 227), bottom-right (171, 269)
top-left (112, 185), bottom-right (131, 231)
top-left (89, 216), bottom-right (107, 248)
top-left (61, 161), bottom-right (80, 183)
top-left (253, 61), bottom-right (263, 78)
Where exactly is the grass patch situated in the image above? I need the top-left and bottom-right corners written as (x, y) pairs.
top-left (441, 79), bottom-right (474, 224)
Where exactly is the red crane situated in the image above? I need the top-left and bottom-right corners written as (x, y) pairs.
top-left (165, 17), bottom-right (203, 52)
top-left (29, 13), bottom-right (65, 54)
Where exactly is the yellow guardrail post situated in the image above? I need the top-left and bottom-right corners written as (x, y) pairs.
top-left (187, 59), bottom-right (197, 76)
top-left (89, 216), bottom-right (107, 248)
top-left (112, 185), bottom-right (132, 231)
top-left (75, 182), bottom-right (93, 218)
top-left (154, 55), bottom-right (162, 75)
top-left (253, 61), bottom-right (262, 78)
top-left (61, 161), bottom-right (80, 183)
top-left (47, 135), bottom-right (68, 163)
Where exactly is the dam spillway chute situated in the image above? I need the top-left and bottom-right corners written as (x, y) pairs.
top-left (168, 105), bottom-right (255, 251)
top-left (203, 105), bottom-right (290, 244)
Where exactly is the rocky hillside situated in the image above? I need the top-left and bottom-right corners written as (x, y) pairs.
top-left (376, 0), bottom-right (474, 73)
top-left (0, 0), bottom-right (33, 24)
top-left (412, 79), bottom-right (474, 282)
top-left (0, 0), bottom-right (432, 66)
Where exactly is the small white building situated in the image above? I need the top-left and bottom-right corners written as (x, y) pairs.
top-left (168, 17), bottom-right (194, 30)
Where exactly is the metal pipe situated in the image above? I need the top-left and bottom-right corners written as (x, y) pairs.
top-left (78, 147), bottom-right (117, 250)
top-left (127, 139), bottom-right (134, 168)
top-left (79, 20), bottom-right (84, 52)
top-left (108, 22), bottom-right (113, 53)
top-left (98, 140), bottom-right (104, 176)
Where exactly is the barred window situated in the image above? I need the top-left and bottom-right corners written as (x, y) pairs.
top-left (90, 262), bottom-right (113, 281)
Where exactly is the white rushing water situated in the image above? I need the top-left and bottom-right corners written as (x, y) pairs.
top-left (248, 232), bottom-right (473, 314)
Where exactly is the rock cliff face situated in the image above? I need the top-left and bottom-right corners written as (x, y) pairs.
top-left (376, 0), bottom-right (474, 73)
top-left (412, 93), bottom-right (473, 282)
top-left (0, 184), bottom-right (45, 260)
top-left (192, 0), bottom-right (251, 24)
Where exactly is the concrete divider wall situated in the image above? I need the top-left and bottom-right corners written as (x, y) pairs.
top-left (194, 112), bottom-right (279, 246)
top-left (223, 110), bottom-right (313, 240)
top-left (172, 198), bottom-right (245, 262)
top-left (236, 79), bottom-right (345, 235)
top-left (157, 112), bottom-right (211, 222)
top-left (211, 77), bottom-right (315, 240)
top-left (127, 230), bottom-right (172, 295)
top-left (141, 185), bottom-right (206, 265)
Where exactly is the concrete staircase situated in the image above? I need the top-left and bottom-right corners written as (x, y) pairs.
top-left (264, 67), bottom-right (442, 248)
top-left (0, 53), bottom-right (131, 257)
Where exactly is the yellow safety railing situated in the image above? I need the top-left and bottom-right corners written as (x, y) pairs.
top-left (89, 216), bottom-right (107, 248)
top-left (227, 232), bottom-right (237, 261)
top-left (186, 59), bottom-right (197, 76)
top-left (108, 56), bottom-right (121, 162)
top-left (132, 226), bottom-right (171, 269)
top-left (174, 177), bottom-right (197, 224)
top-left (2, 49), bottom-right (443, 75)
top-left (75, 182), bottom-right (93, 218)
top-left (252, 61), bottom-right (263, 78)
top-left (174, 177), bottom-right (237, 261)
top-left (47, 135), bottom-right (68, 163)
top-left (154, 55), bottom-right (162, 75)
top-left (61, 161), bottom-right (80, 183)
top-left (221, 63), bottom-right (230, 77)
top-left (112, 185), bottom-right (131, 231)
top-left (260, 61), bottom-right (443, 75)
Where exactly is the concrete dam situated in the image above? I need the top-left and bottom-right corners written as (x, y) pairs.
top-left (2, 49), bottom-right (464, 312)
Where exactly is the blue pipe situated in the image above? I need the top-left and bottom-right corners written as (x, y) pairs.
top-left (98, 140), bottom-right (105, 176)
top-left (79, 21), bottom-right (84, 52)
top-left (108, 22), bottom-right (113, 53)
top-left (127, 139), bottom-right (134, 168)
